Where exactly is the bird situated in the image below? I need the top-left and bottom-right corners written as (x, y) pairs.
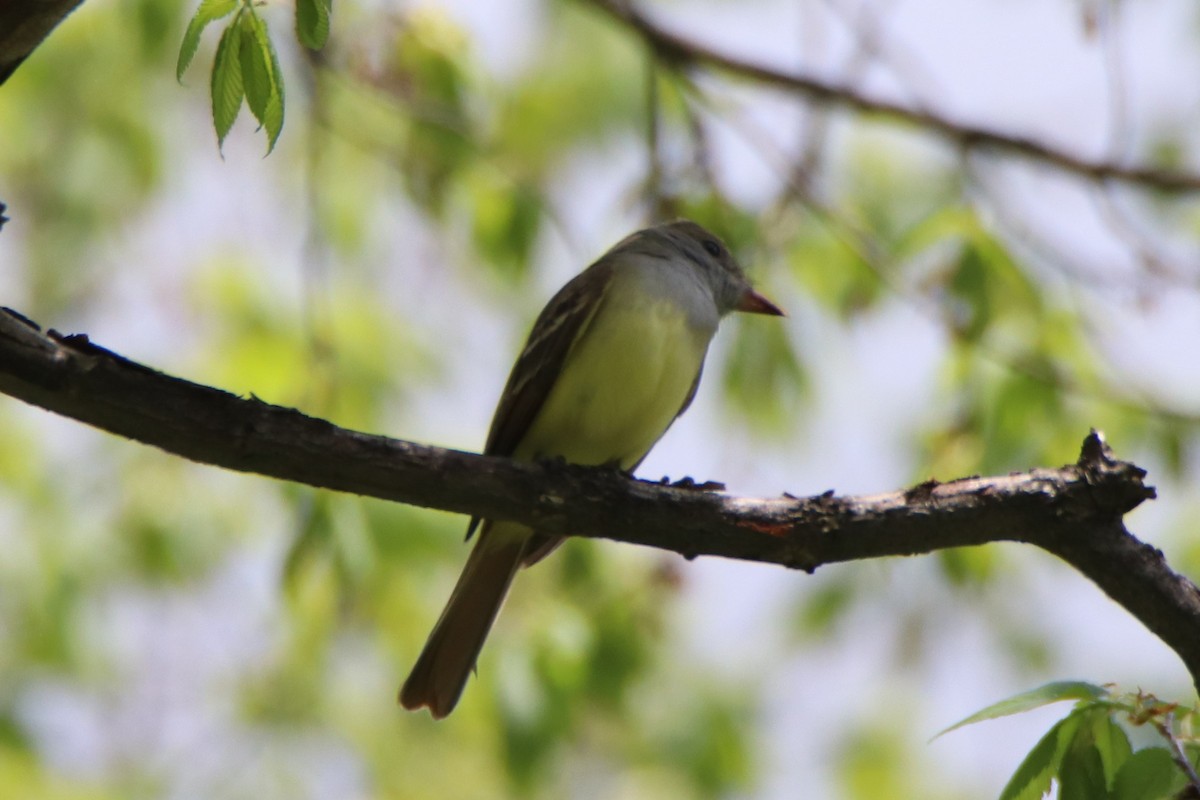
top-left (399, 219), bottom-right (783, 718)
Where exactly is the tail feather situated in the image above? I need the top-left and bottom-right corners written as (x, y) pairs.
top-left (399, 523), bottom-right (528, 718)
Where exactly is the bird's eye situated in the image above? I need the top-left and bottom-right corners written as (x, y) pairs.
top-left (702, 239), bottom-right (722, 257)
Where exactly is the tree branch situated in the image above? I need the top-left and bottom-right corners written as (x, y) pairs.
top-left (588, 0), bottom-right (1200, 194)
top-left (0, 0), bottom-right (85, 85)
top-left (3, 307), bottom-right (1199, 691)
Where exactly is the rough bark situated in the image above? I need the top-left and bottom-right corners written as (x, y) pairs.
top-left (1, 307), bottom-right (1196, 692)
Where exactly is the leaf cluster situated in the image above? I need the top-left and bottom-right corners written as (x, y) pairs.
top-left (942, 682), bottom-right (1200, 800)
top-left (177, 0), bottom-right (328, 152)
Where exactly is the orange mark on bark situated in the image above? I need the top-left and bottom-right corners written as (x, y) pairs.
top-left (741, 521), bottom-right (791, 537)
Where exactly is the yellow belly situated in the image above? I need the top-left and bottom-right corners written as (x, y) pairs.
top-left (515, 299), bottom-right (710, 469)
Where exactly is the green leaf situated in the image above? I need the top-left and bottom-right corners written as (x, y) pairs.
top-left (469, 172), bottom-right (542, 280)
top-left (934, 681), bottom-right (1108, 739)
top-left (948, 242), bottom-right (992, 341)
top-left (1091, 713), bottom-right (1133, 787)
top-left (211, 18), bottom-right (245, 150)
top-left (998, 713), bottom-right (1084, 800)
top-left (792, 578), bottom-right (858, 640)
top-left (177, 0), bottom-right (239, 81)
top-left (787, 222), bottom-right (881, 317)
top-left (1059, 731), bottom-right (1110, 800)
top-left (238, 9), bottom-right (285, 153)
top-left (296, 0), bottom-right (331, 49)
top-left (1111, 747), bottom-right (1185, 800)
top-left (721, 313), bottom-right (808, 433)
top-left (282, 497), bottom-right (328, 590)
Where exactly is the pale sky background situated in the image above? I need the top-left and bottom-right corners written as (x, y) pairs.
top-left (4, 0), bottom-right (1200, 798)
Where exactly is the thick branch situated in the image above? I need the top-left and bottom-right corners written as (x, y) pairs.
top-left (0, 0), bottom-right (85, 84)
top-left (3, 307), bottom-right (1199, 691)
top-left (589, 0), bottom-right (1200, 194)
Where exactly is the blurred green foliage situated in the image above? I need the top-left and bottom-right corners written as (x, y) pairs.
top-left (0, 0), bottom-right (175, 312)
top-left (2, 0), bottom-right (1200, 798)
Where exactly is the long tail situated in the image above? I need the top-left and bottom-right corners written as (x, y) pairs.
top-left (399, 522), bottom-right (528, 718)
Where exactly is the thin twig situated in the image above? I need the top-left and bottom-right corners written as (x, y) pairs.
top-left (588, 0), bottom-right (1200, 194)
top-left (1152, 711), bottom-right (1200, 794)
top-left (669, 72), bottom-right (1200, 427)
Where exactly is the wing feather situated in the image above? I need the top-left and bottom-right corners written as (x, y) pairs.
top-left (464, 258), bottom-right (616, 540)
top-left (485, 258), bottom-right (615, 457)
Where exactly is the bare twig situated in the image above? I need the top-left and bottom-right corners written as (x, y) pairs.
top-left (1152, 711), bottom-right (1200, 794)
top-left (643, 57), bottom-right (670, 217)
top-left (587, 0), bottom-right (1200, 194)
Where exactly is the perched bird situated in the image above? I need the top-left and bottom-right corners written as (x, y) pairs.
top-left (400, 220), bottom-right (783, 718)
